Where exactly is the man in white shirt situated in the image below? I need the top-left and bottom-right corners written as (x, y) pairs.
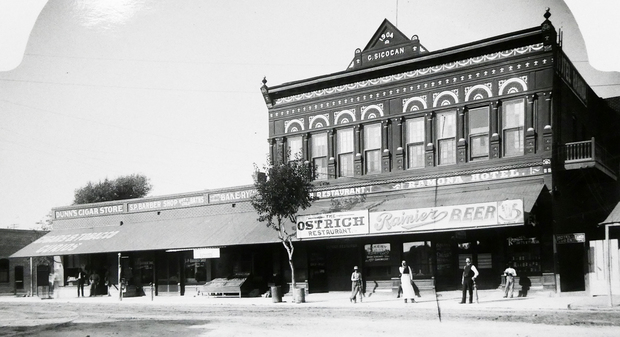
top-left (460, 258), bottom-right (479, 304)
top-left (503, 263), bottom-right (517, 298)
top-left (349, 266), bottom-right (362, 303)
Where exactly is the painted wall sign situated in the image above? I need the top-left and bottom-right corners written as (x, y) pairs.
top-left (557, 52), bottom-right (588, 105)
top-left (389, 167), bottom-right (542, 191)
top-left (128, 194), bottom-right (207, 212)
top-left (311, 167), bottom-right (542, 199)
top-left (33, 230), bottom-right (120, 254)
top-left (209, 189), bottom-right (257, 203)
top-left (508, 236), bottom-right (540, 246)
top-left (369, 200), bottom-right (524, 234)
top-left (296, 210), bottom-right (369, 239)
top-left (311, 186), bottom-right (374, 198)
top-left (54, 205), bottom-right (125, 220)
top-left (555, 233), bottom-right (586, 244)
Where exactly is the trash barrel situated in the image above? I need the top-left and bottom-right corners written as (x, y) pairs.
top-left (271, 286), bottom-right (282, 303)
top-left (294, 288), bottom-right (305, 303)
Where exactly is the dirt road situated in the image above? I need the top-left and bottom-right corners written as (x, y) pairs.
top-left (1, 299), bottom-right (619, 336)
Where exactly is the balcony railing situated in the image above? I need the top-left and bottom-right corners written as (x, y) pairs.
top-left (563, 137), bottom-right (617, 179)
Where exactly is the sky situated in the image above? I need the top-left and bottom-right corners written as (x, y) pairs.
top-left (1, 0), bottom-right (619, 230)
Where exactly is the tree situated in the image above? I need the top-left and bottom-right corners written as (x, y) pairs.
top-left (73, 174), bottom-right (152, 204)
top-left (35, 211), bottom-right (54, 231)
top-left (250, 158), bottom-right (316, 297)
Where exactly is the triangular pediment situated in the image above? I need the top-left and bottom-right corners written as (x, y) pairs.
top-left (347, 19), bottom-right (428, 71)
top-left (363, 19), bottom-right (411, 51)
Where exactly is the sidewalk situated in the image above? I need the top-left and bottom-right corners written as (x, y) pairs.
top-left (3, 288), bottom-right (619, 311)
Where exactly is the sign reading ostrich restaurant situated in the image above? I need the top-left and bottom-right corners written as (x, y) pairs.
top-left (369, 200), bottom-right (524, 234)
top-left (296, 210), bottom-right (369, 239)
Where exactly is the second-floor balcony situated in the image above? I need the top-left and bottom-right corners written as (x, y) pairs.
top-left (563, 137), bottom-right (617, 180)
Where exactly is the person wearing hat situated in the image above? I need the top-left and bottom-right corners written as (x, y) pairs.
top-left (349, 266), bottom-right (363, 303)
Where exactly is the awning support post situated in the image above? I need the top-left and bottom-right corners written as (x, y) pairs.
top-left (605, 224), bottom-right (613, 307)
top-left (118, 253), bottom-right (122, 302)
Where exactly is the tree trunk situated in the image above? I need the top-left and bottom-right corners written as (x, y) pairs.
top-left (282, 240), bottom-right (296, 298)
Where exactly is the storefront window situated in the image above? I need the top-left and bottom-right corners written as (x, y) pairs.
top-left (403, 241), bottom-right (433, 278)
top-left (185, 258), bottom-right (207, 285)
top-left (507, 236), bottom-right (541, 275)
top-left (364, 243), bottom-right (391, 263)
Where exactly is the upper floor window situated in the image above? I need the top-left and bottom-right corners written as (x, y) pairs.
top-left (337, 128), bottom-right (354, 177)
top-left (287, 136), bottom-right (303, 162)
top-left (311, 133), bottom-right (328, 180)
top-left (364, 123), bottom-right (382, 174)
top-left (502, 99), bottom-right (525, 157)
top-left (436, 111), bottom-right (456, 165)
top-left (468, 107), bottom-right (490, 161)
top-left (405, 117), bottom-right (425, 169)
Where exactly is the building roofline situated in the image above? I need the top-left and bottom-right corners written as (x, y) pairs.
top-left (267, 26), bottom-right (543, 100)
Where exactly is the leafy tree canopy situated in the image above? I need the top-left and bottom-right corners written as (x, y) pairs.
top-left (73, 174), bottom-right (152, 205)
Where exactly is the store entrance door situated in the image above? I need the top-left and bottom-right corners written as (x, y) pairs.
top-left (308, 250), bottom-right (328, 293)
top-left (557, 242), bottom-right (585, 292)
top-left (325, 244), bottom-right (358, 291)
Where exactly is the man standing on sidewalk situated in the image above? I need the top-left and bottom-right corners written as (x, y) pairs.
top-left (460, 258), bottom-right (479, 304)
top-left (503, 263), bottom-right (517, 298)
top-left (349, 266), bottom-right (362, 303)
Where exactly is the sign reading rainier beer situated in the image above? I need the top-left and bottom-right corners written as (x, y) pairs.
top-left (369, 200), bottom-right (524, 234)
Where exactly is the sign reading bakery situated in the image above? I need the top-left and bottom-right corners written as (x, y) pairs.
top-left (296, 210), bottom-right (369, 239)
top-left (369, 200), bottom-right (524, 234)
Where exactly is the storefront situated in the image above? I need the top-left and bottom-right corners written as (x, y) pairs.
top-left (291, 173), bottom-right (549, 291)
top-left (10, 189), bottom-right (283, 297)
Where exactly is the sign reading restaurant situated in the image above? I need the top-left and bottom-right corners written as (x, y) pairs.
top-left (296, 210), bottom-right (369, 239)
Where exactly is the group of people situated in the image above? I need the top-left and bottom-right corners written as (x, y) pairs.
top-left (350, 258), bottom-right (519, 304)
top-left (77, 267), bottom-right (114, 298)
top-left (349, 260), bottom-right (421, 304)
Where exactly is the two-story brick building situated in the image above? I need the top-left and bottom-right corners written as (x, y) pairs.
top-left (259, 9), bottom-right (620, 293)
top-left (12, 9), bottom-right (620, 297)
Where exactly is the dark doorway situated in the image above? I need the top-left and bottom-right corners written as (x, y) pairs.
top-left (308, 250), bottom-right (328, 293)
top-left (325, 243), bottom-right (358, 291)
top-left (557, 243), bottom-right (585, 292)
top-left (15, 266), bottom-right (24, 290)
